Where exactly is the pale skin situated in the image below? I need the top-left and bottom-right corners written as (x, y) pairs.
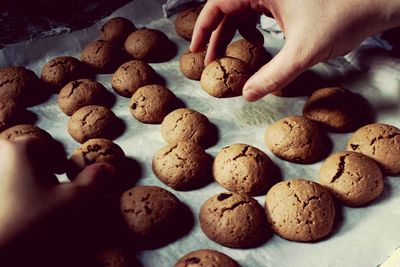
top-left (190, 0), bottom-right (400, 101)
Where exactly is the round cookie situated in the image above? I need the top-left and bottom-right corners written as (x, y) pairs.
top-left (152, 141), bottom-right (209, 190)
top-left (319, 151), bottom-right (383, 206)
top-left (100, 17), bottom-right (136, 44)
top-left (58, 79), bottom-right (109, 116)
top-left (0, 100), bottom-right (20, 132)
top-left (200, 192), bottom-right (265, 248)
top-left (81, 40), bottom-right (123, 73)
top-left (303, 87), bottom-right (365, 132)
top-left (120, 186), bottom-right (180, 238)
top-left (160, 108), bottom-right (211, 147)
top-left (346, 123), bottom-right (400, 175)
top-left (0, 124), bottom-right (51, 141)
top-left (95, 248), bottom-right (129, 267)
top-left (175, 6), bottom-right (202, 41)
top-left (264, 116), bottom-right (329, 164)
top-left (129, 84), bottom-right (177, 124)
top-left (213, 144), bottom-right (276, 196)
top-left (174, 249), bottom-right (240, 267)
top-left (200, 57), bottom-right (251, 98)
top-left (179, 48), bottom-right (206, 80)
top-left (41, 56), bottom-right (85, 93)
top-left (265, 179), bottom-right (335, 242)
top-left (67, 105), bottom-right (117, 143)
top-left (111, 60), bottom-right (155, 97)
top-left (226, 39), bottom-right (271, 71)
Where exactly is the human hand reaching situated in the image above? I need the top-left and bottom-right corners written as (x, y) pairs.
top-left (190, 0), bottom-right (400, 101)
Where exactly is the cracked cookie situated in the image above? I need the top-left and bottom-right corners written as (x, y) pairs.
top-left (346, 123), bottom-right (400, 175)
top-left (161, 108), bottom-right (211, 147)
top-left (81, 39), bottom-right (123, 73)
top-left (67, 105), bottom-right (117, 143)
top-left (174, 249), bottom-right (240, 267)
top-left (0, 124), bottom-right (52, 141)
top-left (264, 116), bottom-right (329, 164)
top-left (152, 141), bottom-right (209, 190)
top-left (179, 48), bottom-right (206, 80)
top-left (226, 39), bottom-right (271, 71)
top-left (41, 56), bottom-right (86, 93)
top-left (112, 60), bottom-right (155, 97)
top-left (199, 192), bottom-right (266, 248)
top-left (213, 143), bottom-right (276, 196)
top-left (129, 84), bottom-right (177, 124)
top-left (0, 100), bottom-right (20, 132)
top-left (175, 6), bottom-right (202, 41)
top-left (100, 17), bottom-right (136, 44)
top-left (319, 151), bottom-right (383, 206)
top-left (265, 179), bottom-right (335, 242)
top-left (200, 57), bottom-right (251, 98)
top-left (58, 79), bottom-right (109, 116)
top-left (120, 186), bottom-right (180, 238)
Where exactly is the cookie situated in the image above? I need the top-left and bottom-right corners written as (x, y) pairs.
top-left (120, 186), bottom-right (180, 238)
top-left (161, 108), bottom-right (211, 147)
top-left (58, 79), bottom-right (109, 116)
top-left (174, 249), bottom-right (240, 267)
top-left (152, 141), bottom-right (209, 190)
top-left (68, 138), bottom-right (125, 179)
top-left (129, 84), bottom-right (177, 124)
top-left (200, 57), bottom-right (251, 98)
top-left (100, 17), bottom-right (136, 44)
top-left (81, 40), bottom-right (123, 73)
top-left (0, 100), bottom-right (19, 132)
top-left (346, 123), bottom-right (400, 175)
top-left (179, 48), bottom-right (206, 80)
top-left (303, 87), bottom-right (366, 132)
top-left (199, 192), bottom-right (266, 248)
top-left (213, 144), bottom-right (276, 196)
top-left (174, 6), bottom-right (202, 41)
top-left (41, 56), bottom-right (85, 93)
top-left (319, 151), bottom-right (383, 206)
top-left (265, 179), bottom-right (335, 242)
top-left (111, 60), bottom-right (155, 97)
top-left (264, 116), bottom-right (329, 164)
top-left (226, 39), bottom-right (271, 71)
top-left (0, 124), bottom-right (51, 141)
top-left (94, 248), bottom-right (129, 267)
top-left (67, 105), bottom-right (117, 143)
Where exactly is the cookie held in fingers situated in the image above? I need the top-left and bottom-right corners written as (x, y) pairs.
top-left (179, 48), bottom-right (206, 80)
top-left (175, 6), bottom-right (202, 41)
top-left (100, 17), bottom-right (136, 44)
top-left (174, 249), bottom-right (240, 267)
top-left (81, 40), bottom-right (123, 73)
top-left (265, 179), bottom-right (335, 242)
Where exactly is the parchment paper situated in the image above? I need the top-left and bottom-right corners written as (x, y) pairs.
top-left (1, 1), bottom-right (400, 266)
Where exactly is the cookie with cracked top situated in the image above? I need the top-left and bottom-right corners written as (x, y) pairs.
top-left (0, 100), bottom-right (20, 132)
top-left (67, 105), bottom-right (117, 143)
top-left (174, 249), bottom-right (240, 267)
top-left (264, 116), bottom-right (329, 164)
top-left (100, 17), bottom-right (136, 44)
top-left (81, 40), bottom-right (123, 73)
top-left (175, 6), bottom-right (202, 41)
top-left (346, 123), bottom-right (400, 175)
top-left (226, 39), bottom-right (271, 71)
top-left (213, 143), bottom-right (275, 196)
top-left (265, 179), bottom-right (335, 242)
top-left (0, 124), bottom-right (52, 141)
top-left (200, 57), bottom-right (251, 98)
top-left (179, 48), bottom-right (206, 80)
top-left (152, 141), bottom-right (209, 190)
top-left (319, 151), bottom-right (383, 206)
top-left (199, 192), bottom-right (266, 248)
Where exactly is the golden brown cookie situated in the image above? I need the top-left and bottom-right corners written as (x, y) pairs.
top-left (41, 56), bottom-right (85, 93)
top-left (0, 100), bottom-right (20, 132)
top-left (111, 60), bottom-right (155, 97)
top-left (346, 123), bottom-right (400, 175)
top-left (152, 141), bottom-right (209, 190)
top-left (174, 6), bottom-right (202, 41)
top-left (0, 124), bottom-right (51, 141)
top-left (129, 84), bottom-right (177, 124)
top-left (94, 248), bottom-right (129, 267)
top-left (264, 116), bottom-right (329, 164)
top-left (174, 249), bottom-right (240, 267)
top-left (226, 39), bottom-right (271, 71)
top-left (161, 108), bottom-right (211, 147)
top-left (58, 79), bottom-right (109, 116)
top-left (319, 151), bottom-right (383, 206)
top-left (199, 192), bottom-right (266, 248)
top-left (200, 57), bottom-right (251, 98)
top-left (120, 186), bottom-right (180, 238)
top-left (213, 144), bottom-right (276, 196)
top-left (81, 40), bottom-right (123, 73)
top-left (67, 105), bottom-right (117, 143)
top-left (100, 17), bottom-right (136, 44)
top-left (179, 48), bottom-right (206, 80)
top-left (265, 179), bottom-right (335, 242)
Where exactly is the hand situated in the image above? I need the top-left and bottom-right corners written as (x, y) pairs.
top-left (190, 0), bottom-right (400, 101)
